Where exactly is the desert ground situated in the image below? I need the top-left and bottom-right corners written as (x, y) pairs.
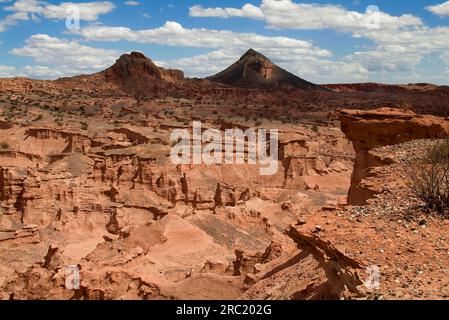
top-left (1, 50), bottom-right (449, 300)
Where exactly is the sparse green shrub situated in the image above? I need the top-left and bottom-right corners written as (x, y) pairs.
top-left (0, 142), bottom-right (9, 150)
top-left (311, 125), bottom-right (320, 133)
top-left (408, 139), bottom-right (449, 215)
top-left (425, 140), bottom-right (449, 164)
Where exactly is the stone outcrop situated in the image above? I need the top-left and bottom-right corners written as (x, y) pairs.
top-left (103, 52), bottom-right (184, 96)
top-left (339, 108), bottom-right (449, 205)
top-left (24, 128), bottom-right (97, 155)
top-left (240, 225), bottom-right (365, 300)
top-left (0, 222), bottom-right (40, 247)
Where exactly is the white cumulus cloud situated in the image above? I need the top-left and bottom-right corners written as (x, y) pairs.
top-left (189, 3), bottom-right (264, 20)
top-left (0, 0), bottom-right (115, 32)
top-left (0, 65), bottom-right (16, 77)
top-left (75, 21), bottom-right (331, 58)
top-left (11, 34), bottom-right (119, 78)
top-left (426, 1), bottom-right (449, 17)
top-left (0, 11), bottom-right (28, 32)
top-left (125, 1), bottom-right (140, 6)
top-left (189, 0), bottom-right (422, 33)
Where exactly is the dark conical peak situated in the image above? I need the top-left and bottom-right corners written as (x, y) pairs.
top-left (208, 48), bottom-right (321, 90)
top-left (129, 51), bottom-right (146, 59)
top-left (240, 48), bottom-right (269, 61)
top-left (243, 48), bottom-right (258, 56)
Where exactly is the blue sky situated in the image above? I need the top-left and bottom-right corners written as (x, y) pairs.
top-left (1, 0), bottom-right (449, 84)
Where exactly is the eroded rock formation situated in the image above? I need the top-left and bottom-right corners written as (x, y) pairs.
top-left (2, 50), bottom-right (449, 300)
top-left (339, 108), bottom-right (449, 205)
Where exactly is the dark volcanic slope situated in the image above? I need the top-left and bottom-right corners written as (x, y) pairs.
top-left (208, 49), bottom-right (320, 90)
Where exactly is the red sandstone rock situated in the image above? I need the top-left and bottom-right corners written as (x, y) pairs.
top-left (339, 107), bottom-right (449, 205)
top-left (1, 50), bottom-right (449, 300)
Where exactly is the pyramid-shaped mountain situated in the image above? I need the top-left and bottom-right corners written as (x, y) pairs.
top-left (207, 49), bottom-right (320, 90)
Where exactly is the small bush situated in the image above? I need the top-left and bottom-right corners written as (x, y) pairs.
top-left (0, 142), bottom-right (9, 150)
top-left (311, 125), bottom-right (320, 133)
top-left (408, 139), bottom-right (449, 215)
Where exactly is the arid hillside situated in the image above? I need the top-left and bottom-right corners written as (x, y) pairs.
top-left (1, 52), bottom-right (449, 300)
